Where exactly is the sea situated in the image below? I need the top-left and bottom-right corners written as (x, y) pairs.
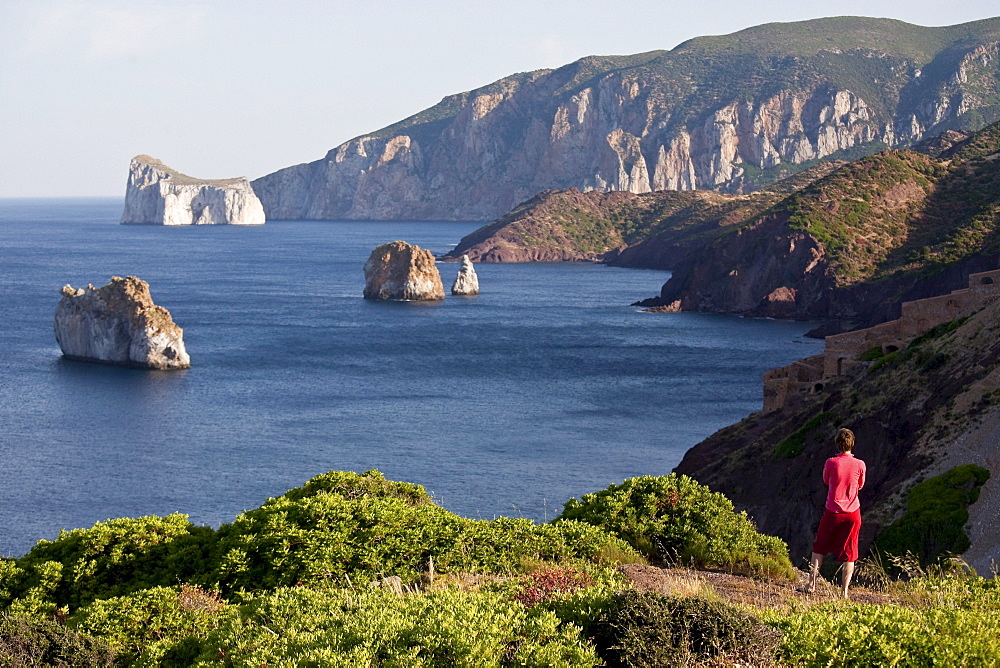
top-left (0, 198), bottom-right (824, 557)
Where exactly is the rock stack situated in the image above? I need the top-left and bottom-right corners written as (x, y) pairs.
top-left (54, 276), bottom-right (190, 370)
top-left (363, 241), bottom-right (445, 301)
top-left (451, 255), bottom-right (480, 295)
top-left (121, 155), bottom-right (265, 225)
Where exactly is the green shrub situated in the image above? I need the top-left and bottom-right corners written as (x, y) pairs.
top-left (558, 474), bottom-right (795, 579)
top-left (772, 410), bottom-right (837, 458)
top-left (858, 346), bottom-right (885, 362)
top-left (768, 601), bottom-right (1000, 666)
top-left (875, 464), bottom-right (991, 568)
top-left (69, 585), bottom-right (229, 664)
top-left (0, 613), bottom-right (117, 667)
top-left (589, 591), bottom-right (781, 667)
top-left (0, 515), bottom-right (212, 615)
top-left (166, 586), bottom-right (601, 667)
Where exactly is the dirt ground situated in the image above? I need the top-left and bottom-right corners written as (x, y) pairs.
top-left (618, 563), bottom-right (899, 609)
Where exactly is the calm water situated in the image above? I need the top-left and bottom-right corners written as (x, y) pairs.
top-left (0, 198), bottom-right (824, 556)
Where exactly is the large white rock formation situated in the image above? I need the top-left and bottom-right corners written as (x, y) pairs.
top-left (451, 255), bottom-right (480, 295)
top-left (363, 241), bottom-right (445, 301)
top-left (54, 276), bottom-right (191, 370)
top-left (121, 155), bottom-right (265, 225)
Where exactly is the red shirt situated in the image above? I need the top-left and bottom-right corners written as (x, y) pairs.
top-left (823, 453), bottom-right (866, 513)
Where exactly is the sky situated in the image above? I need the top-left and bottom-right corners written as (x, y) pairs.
top-left (1, 0), bottom-right (998, 197)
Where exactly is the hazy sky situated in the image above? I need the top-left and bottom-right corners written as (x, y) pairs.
top-left (2, 0), bottom-right (997, 197)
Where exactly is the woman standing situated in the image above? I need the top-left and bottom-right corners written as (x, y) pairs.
top-left (805, 428), bottom-right (866, 598)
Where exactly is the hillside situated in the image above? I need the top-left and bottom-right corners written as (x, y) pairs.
top-left (675, 293), bottom-right (1000, 574)
top-left (441, 163), bottom-right (843, 264)
top-left (642, 119), bottom-right (1000, 328)
top-left (254, 16), bottom-right (1000, 221)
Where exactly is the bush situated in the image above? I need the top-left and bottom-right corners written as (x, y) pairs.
top-left (769, 601), bottom-right (1000, 666)
top-left (588, 591), bottom-right (781, 667)
top-left (875, 464), bottom-right (991, 568)
top-left (0, 613), bottom-right (117, 667)
top-left (69, 586), bottom-right (229, 664)
top-left (558, 474), bottom-right (795, 578)
top-left (0, 514), bottom-right (213, 615)
top-left (162, 586), bottom-right (601, 666)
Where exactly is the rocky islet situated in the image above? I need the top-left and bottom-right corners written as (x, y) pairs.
top-left (121, 155), bottom-right (265, 226)
top-left (53, 276), bottom-right (190, 370)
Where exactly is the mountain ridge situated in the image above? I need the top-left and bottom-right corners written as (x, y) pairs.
top-left (253, 16), bottom-right (1000, 221)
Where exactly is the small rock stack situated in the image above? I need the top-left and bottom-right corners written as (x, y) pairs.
top-left (451, 255), bottom-right (480, 295)
top-left (363, 241), bottom-right (445, 301)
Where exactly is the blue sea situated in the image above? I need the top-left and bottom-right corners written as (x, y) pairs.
top-left (0, 198), bottom-right (824, 557)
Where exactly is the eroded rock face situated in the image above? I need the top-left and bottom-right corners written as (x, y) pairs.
top-left (54, 276), bottom-right (190, 369)
top-left (252, 19), bottom-right (1000, 221)
top-left (122, 155), bottom-right (265, 225)
top-left (363, 241), bottom-right (445, 301)
top-left (451, 255), bottom-right (480, 295)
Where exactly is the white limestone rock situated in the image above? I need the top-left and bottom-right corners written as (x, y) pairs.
top-left (363, 241), bottom-right (445, 301)
top-left (54, 276), bottom-right (190, 370)
top-left (121, 155), bottom-right (265, 225)
top-left (451, 255), bottom-right (480, 295)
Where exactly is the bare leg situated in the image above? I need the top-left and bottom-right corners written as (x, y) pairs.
top-left (841, 561), bottom-right (855, 599)
top-left (806, 552), bottom-right (823, 593)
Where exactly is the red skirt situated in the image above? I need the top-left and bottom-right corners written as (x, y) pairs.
top-left (812, 508), bottom-right (861, 562)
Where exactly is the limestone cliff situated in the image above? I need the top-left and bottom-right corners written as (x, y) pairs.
top-left (122, 155), bottom-right (265, 225)
top-left (253, 17), bottom-right (1000, 221)
top-left (363, 241), bottom-right (445, 301)
top-left (54, 276), bottom-right (190, 370)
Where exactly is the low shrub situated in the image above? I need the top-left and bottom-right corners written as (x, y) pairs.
top-left (558, 474), bottom-right (795, 579)
top-left (768, 601), bottom-right (1000, 666)
top-left (0, 613), bottom-right (117, 667)
top-left (875, 464), bottom-right (990, 569)
top-left (161, 586), bottom-right (601, 666)
top-left (588, 591), bottom-right (781, 667)
top-left (69, 585), bottom-right (229, 664)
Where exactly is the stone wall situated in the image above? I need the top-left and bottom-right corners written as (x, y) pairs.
top-left (763, 269), bottom-right (1000, 412)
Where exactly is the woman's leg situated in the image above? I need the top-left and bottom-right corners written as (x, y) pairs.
top-left (841, 560), bottom-right (855, 598)
top-left (807, 552), bottom-right (823, 592)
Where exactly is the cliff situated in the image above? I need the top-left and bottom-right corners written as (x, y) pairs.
top-left (253, 17), bottom-right (1000, 221)
top-left (674, 293), bottom-right (1000, 573)
top-left (642, 120), bottom-right (1000, 330)
top-left (54, 276), bottom-right (190, 370)
top-left (121, 155), bottom-right (265, 226)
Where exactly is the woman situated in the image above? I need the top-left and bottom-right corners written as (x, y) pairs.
top-left (805, 428), bottom-right (866, 598)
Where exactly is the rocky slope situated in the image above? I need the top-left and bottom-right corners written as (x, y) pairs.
top-left (54, 276), bottom-right (190, 370)
top-left (254, 17), bottom-right (1000, 221)
top-left (122, 155), bottom-right (265, 225)
top-left (641, 120), bottom-right (1000, 329)
top-left (441, 163), bottom-right (841, 265)
top-left (674, 296), bottom-right (1000, 573)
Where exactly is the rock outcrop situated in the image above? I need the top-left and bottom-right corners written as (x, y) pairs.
top-left (451, 256), bottom-right (480, 295)
top-left (363, 241), bottom-right (445, 301)
top-left (54, 276), bottom-right (190, 370)
top-left (121, 155), bottom-right (265, 225)
top-left (253, 17), bottom-right (1000, 221)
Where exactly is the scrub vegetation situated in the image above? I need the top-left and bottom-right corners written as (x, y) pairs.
top-left (2, 469), bottom-right (997, 665)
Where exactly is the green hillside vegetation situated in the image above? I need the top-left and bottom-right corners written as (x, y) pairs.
top-left (770, 121), bottom-right (1000, 286)
top-left (3, 468), bottom-right (999, 665)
